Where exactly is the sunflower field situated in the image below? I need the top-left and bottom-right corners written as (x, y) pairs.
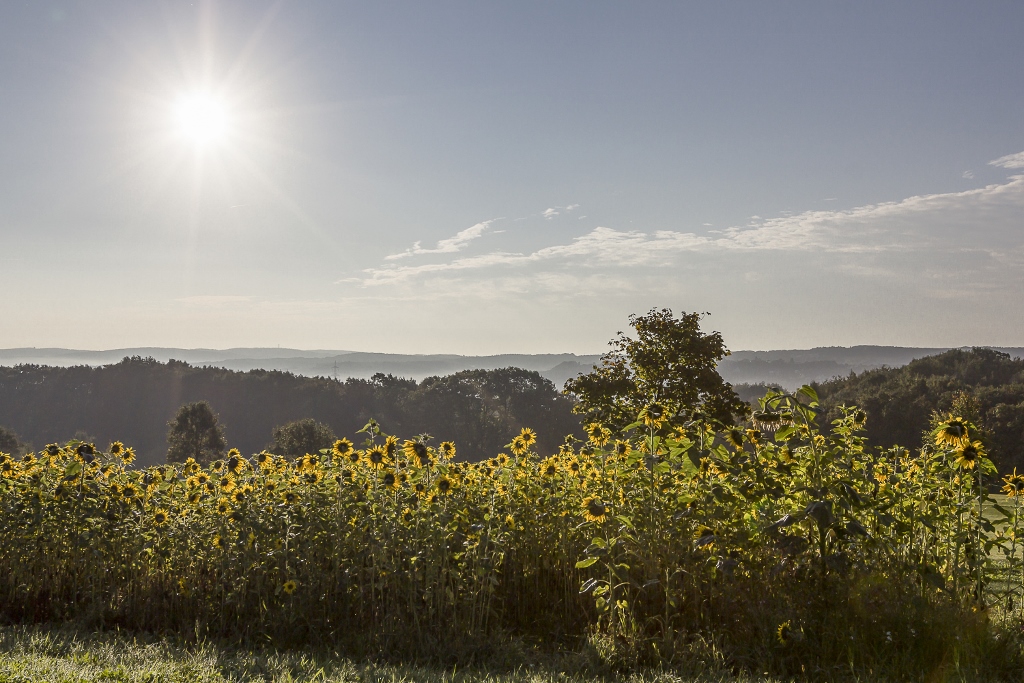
top-left (1, 386), bottom-right (1023, 678)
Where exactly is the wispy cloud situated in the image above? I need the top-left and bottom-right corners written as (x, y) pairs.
top-left (989, 151), bottom-right (1024, 169)
top-left (385, 220), bottom-right (496, 260)
top-left (349, 173), bottom-right (1024, 290)
top-left (542, 204), bottom-right (581, 219)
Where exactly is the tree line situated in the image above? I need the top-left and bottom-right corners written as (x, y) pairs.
top-left (815, 347), bottom-right (1024, 473)
top-left (0, 360), bottom-right (582, 466)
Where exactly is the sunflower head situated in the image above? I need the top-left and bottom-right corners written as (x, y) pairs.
top-left (1002, 471), bottom-right (1024, 497)
top-left (218, 475), bottom-right (236, 493)
top-left (583, 496), bottom-right (607, 522)
top-left (540, 457), bottom-right (560, 477)
top-left (153, 509), bottom-right (169, 526)
top-left (585, 423), bottom-right (610, 446)
top-left (439, 441), bottom-right (456, 461)
top-left (332, 438), bottom-right (353, 458)
top-left (282, 579), bottom-right (297, 595)
top-left (216, 498), bottom-right (232, 515)
top-left (639, 402), bottom-right (667, 428)
top-left (366, 446), bottom-right (387, 470)
top-left (955, 440), bottom-right (985, 469)
top-left (509, 435), bottom-right (528, 457)
top-left (282, 490), bottom-right (301, 505)
top-left (777, 621), bottom-right (792, 644)
top-left (519, 428), bottom-right (537, 447)
top-left (436, 477), bottom-right (452, 494)
top-left (212, 534), bottom-right (225, 550)
top-left (256, 451), bottom-right (273, 469)
top-left (227, 453), bottom-right (245, 474)
top-left (935, 416), bottom-right (971, 447)
top-left (383, 435), bottom-right (400, 458)
top-left (109, 441), bottom-right (125, 457)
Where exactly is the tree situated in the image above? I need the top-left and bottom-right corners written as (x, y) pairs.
top-left (269, 418), bottom-right (337, 458)
top-left (166, 401), bottom-right (226, 465)
top-left (564, 308), bottom-right (748, 432)
top-left (0, 425), bottom-right (24, 457)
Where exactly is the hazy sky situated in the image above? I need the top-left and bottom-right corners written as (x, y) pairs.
top-left (2, 1), bottom-right (1023, 354)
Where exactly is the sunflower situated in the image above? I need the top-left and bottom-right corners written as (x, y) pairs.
top-left (566, 457), bottom-right (582, 475)
top-left (232, 488), bottom-right (248, 503)
top-left (583, 496), bottom-right (607, 522)
top-left (614, 440), bottom-right (631, 457)
top-left (218, 475), bottom-right (237, 494)
top-left (540, 457), bottom-right (560, 477)
top-left (496, 453), bottom-right (510, 467)
top-left (204, 481), bottom-right (216, 494)
top-left (379, 470), bottom-right (397, 490)
top-left (436, 477), bottom-right (452, 494)
top-left (585, 423), bottom-right (610, 446)
top-left (187, 490), bottom-right (202, 505)
top-left (402, 508), bottom-right (414, 524)
top-left (256, 451), bottom-right (273, 470)
top-left (954, 441), bottom-right (985, 470)
top-left (264, 480), bottom-right (278, 493)
top-left (384, 435), bottom-right (400, 459)
top-left (211, 460), bottom-right (225, 473)
top-left (366, 446), bottom-right (387, 470)
top-left (227, 452), bottom-right (245, 475)
top-left (282, 579), bottom-right (297, 595)
top-left (1002, 470), bottom-right (1024, 497)
top-left (122, 484), bottom-right (140, 500)
top-left (746, 428), bottom-right (762, 444)
top-left (439, 441), bottom-right (456, 461)
top-left (403, 440), bottom-right (433, 467)
top-left (216, 498), bottom-right (232, 515)
top-left (639, 402), bottom-right (667, 427)
top-left (332, 438), bottom-right (353, 458)
top-left (212, 535), bottom-right (225, 550)
top-left (109, 441), bottom-right (125, 457)
top-left (183, 457), bottom-right (199, 474)
top-left (153, 509), bottom-right (169, 526)
top-left (76, 443), bottom-right (96, 464)
top-left (509, 436), bottom-right (528, 457)
top-left (519, 428), bottom-right (537, 447)
top-left (777, 621), bottom-right (792, 644)
top-left (45, 444), bottom-right (61, 457)
top-left (935, 416), bottom-right (971, 447)
top-left (282, 490), bottom-right (301, 505)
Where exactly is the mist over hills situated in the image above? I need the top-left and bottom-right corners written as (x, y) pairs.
top-left (2, 345), bottom-right (1023, 389)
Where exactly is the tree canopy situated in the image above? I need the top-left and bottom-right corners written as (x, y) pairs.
top-left (564, 308), bottom-right (748, 432)
top-left (269, 418), bottom-right (337, 458)
top-left (166, 401), bottom-right (227, 465)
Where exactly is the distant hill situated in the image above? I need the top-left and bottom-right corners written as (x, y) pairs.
top-left (814, 348), bottom-right (1024, 474)
top-left (720, 346), bottom-right (1024, 388)
top-left (4, 345), bottom-right (1023, 389)
top-left (0, 348), bottom-right (603, 388)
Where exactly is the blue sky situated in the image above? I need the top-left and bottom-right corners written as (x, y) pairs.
top-left (1, 1), bottom-right (1023, 353)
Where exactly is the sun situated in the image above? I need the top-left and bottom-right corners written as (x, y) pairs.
top-left (174, 92), bottom-right (229, 146)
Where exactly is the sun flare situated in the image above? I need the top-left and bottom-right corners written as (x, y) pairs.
top-left (174, 92), bottom-right (229, 146)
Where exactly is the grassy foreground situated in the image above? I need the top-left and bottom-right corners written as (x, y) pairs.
top-left (0, 625), bottom-right (753, 683)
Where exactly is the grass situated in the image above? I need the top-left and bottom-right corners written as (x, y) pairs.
top-left (0, 625), bottom-right (762, 683)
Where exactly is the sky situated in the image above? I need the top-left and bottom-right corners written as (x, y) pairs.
top-left (1, 1), bottom-right (1023, 355)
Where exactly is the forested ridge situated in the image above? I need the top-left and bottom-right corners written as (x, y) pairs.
top-left (0, 357), bottom-right (582, 466)
top-left (816, 347), bottom-right (1024, 472)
